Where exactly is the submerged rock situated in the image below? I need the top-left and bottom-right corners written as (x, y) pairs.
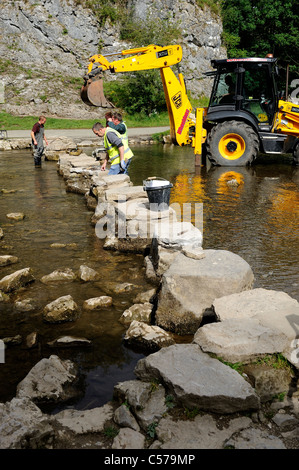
top-left (40, 268), bottom-right (76, 284)
top-left (0, 267), bottom-right (35, 293)
top-left (83, 296), bottom-right (113, 310)
top-left (47, 336), bottom-right (92, 348)
top-left (0, 255), bottom-right (18, 267)
top-left (14, 298), bottom-right (35, 312)
top-left (25, 332), bottom-right (38, 349)
top-left (2, 335), bottom-right (22, 346)
top-left (6, 212), bottom-right (25, 221)
top-left (43, 295), bottom-right (80, 323)
top-left (77, 265), bottom-right (100, 281)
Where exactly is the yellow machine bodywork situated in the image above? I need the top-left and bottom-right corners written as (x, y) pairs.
top-left (273, 100), bottom-right (299, 136)
top-left (81, 44), bottom-right (299, 166)
top-left (81, 44), bottom-right (203, 152)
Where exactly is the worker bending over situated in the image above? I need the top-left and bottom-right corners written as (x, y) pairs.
top-left (92, 122), bottom-right (133, 175)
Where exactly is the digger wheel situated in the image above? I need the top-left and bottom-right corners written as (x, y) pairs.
top-left (206, 121), bottom-right (259, 166)
top-left (293, 141), bottom-right (299, 166)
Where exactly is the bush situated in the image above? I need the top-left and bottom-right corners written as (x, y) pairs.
top-left (105, 70), bottom-right (168, 115)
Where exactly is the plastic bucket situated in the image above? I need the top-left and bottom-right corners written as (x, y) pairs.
top-left (143, 177), bottom-right (173, 211)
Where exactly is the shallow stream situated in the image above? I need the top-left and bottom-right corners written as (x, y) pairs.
top-left (0, 144), bottom-right (298, 410)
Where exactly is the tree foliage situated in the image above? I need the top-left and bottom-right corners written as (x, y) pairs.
top-left (221, 0), bottom-right (299, 76)
top-left (105, 15), bottom-right (181, 115)
top-left (99, 0), bottom-right (298, 113)
top-left (105, 70), bottom-right (168, 116)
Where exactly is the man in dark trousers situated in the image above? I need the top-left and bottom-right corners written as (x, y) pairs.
top-left (31, 115), bottom-right (48, 167)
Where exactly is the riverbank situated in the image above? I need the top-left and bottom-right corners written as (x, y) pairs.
top-left (1, 136), bottom-right (299, 450)
top-left (5, 127), bottom-right (170, 142)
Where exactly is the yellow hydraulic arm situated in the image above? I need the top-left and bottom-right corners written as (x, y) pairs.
top-left (86, 44), bottom-right (182, 73)
top-left (81, 44), bottom-right (197, 147)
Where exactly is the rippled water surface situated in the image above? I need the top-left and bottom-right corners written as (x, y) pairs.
top-left (0, 145), bottom-right (298, 409)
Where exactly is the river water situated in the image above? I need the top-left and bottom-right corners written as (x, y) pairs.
top-left (0, 145), bottom-right (298, 410)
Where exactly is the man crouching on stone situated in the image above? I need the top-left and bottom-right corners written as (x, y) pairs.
top-left (92, 122), bottom-right (133, 175)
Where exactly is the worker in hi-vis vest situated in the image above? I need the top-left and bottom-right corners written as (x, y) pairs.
top-left (107, 112), bottom-right (128, 146)
top-left (92, 121), bottom-right (133, 175)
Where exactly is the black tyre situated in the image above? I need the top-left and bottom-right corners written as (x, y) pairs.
top-left (293, 141), bottom-right (299, 166)
top-left (206, 121), bottom-right (259, 166)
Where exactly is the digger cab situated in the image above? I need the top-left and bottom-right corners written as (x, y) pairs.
top-left (206, 57), bottom-right (279, 132)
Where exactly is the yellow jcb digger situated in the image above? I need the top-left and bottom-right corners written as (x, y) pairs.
top-left (81, 44), bottom-right (299, 167)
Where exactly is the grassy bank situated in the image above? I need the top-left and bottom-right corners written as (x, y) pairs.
top-left (0, 110), bottom-right (170, 131)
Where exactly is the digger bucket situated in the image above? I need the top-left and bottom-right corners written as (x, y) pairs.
top-left (80, 77), bottom-right (115, 108)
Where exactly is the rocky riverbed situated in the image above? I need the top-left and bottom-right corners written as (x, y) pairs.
top-left (1, 137), bottom-right (299, 450)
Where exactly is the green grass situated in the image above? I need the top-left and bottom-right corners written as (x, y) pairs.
top-left (0, 110), bottom-right (170, 131)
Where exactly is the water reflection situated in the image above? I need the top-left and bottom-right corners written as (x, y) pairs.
top-left (0, 145), bottom-right (298, 409)
top-left (129, 145), bottom-right (298, 302)
top-left (0, 150), bottom-right (148, 406)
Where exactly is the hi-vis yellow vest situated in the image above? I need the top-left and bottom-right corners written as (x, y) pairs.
top-left (104, 128), bottom-right (133, 165)
top-left (122, 122), bottom-right (128, 146)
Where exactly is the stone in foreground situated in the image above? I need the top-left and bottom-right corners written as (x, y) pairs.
top-left (156, 249), bottom-right (254, 335)
top-left (16, 355), bottom-right (78, 404)
top-left (193, 318), bottom-right (290, 363)
top-left (213, 288), bottom-right (299, 341)
top-left (135, 344), bottom-right (260, 414)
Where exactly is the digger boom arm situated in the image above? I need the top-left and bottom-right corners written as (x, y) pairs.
top-left (83, 44), bottom-right (196, 147)
top-left (87, 44), bottom-right (183, 74)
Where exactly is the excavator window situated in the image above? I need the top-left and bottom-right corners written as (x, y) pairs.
top-left (241, 63), bottom-right (276, 125)
top-left (209, 61), bottom-right (277, 127)
top-left (210, 72), bottom-right (236, 106)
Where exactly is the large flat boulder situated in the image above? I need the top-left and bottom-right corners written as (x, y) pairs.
top-left (193, 318), bottom-right (290, 363)
top-left (155, 249), bottom-right (254, 334)
top-left (212, 288), bottom-right (299, 342)
top-left (212, 288), bottom-right (299, 368)
top-left (135, 344), bottom-right (260, 414)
